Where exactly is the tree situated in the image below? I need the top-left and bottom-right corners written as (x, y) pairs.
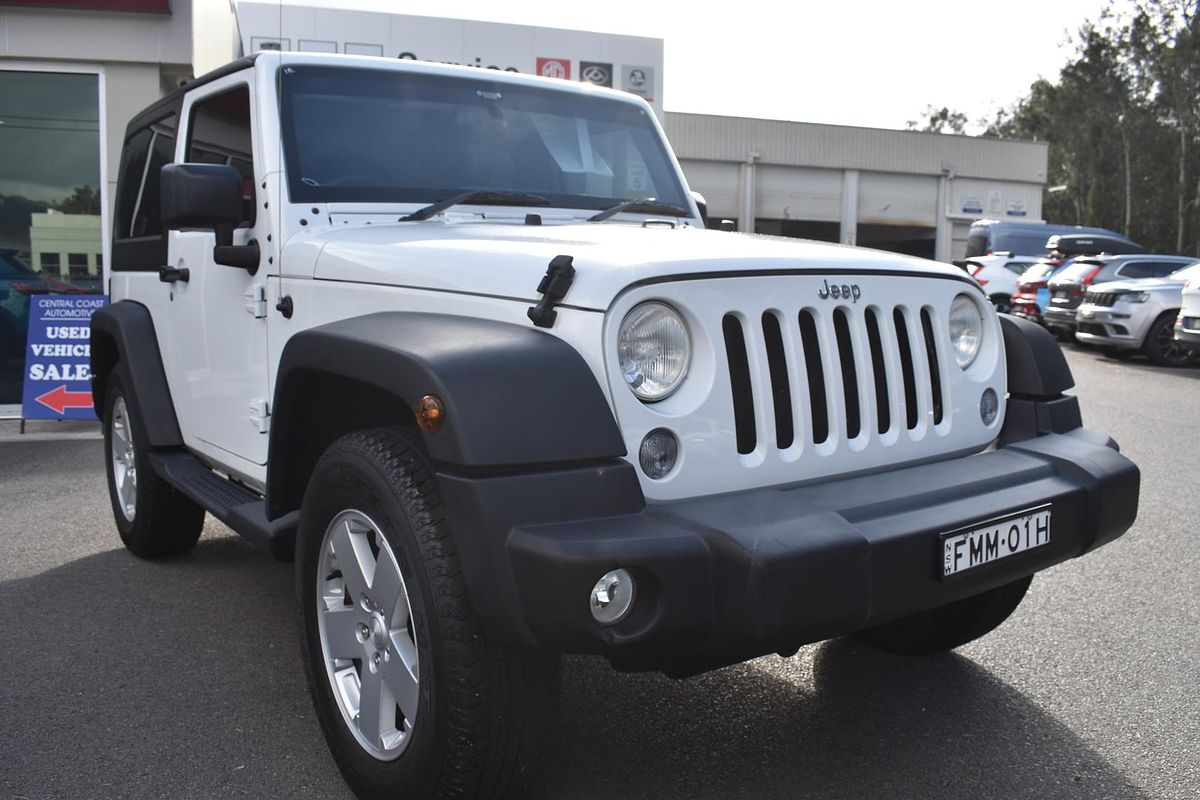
top-left (906, 105), bottom-right (970, 134)
top-left (54, 185), bottom-right (100, 216)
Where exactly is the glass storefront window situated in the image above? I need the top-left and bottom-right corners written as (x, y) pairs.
top-left (0, 69), bottom-right (102, 411)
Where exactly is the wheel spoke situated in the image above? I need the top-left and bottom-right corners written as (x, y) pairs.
top-left (385, 630), bottom-right (420, 721)
top-left (329, 520), bottom-right (372, 599)
top-left (322, 605), bottom-right (368, 659)
top-left (371, 554), bottom-right (408, 626)
top-left (357, 664), bottom-right (385, 748)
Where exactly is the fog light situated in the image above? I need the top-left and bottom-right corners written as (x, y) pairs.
top-left (981, 388), bottom-right (999, 426)
top-left (589, 569), bottom-right (636, 626)
top-left (638, 429), bottom-right (678, 479)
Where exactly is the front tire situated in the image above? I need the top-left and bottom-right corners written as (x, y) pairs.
top-left (296, 428), bottom-right (559, 800)
top-left (852, 576), bottom-right (1033, 655)
top-left (102, 369), bottom-right (205, 558)
top-left (1142, 313), bottom-right (1196, 367)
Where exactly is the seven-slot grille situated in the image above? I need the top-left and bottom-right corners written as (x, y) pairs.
top-left (721, 304), bottom-right (946, 455)
top-left (1085, 290), bottom-right (1120, 307)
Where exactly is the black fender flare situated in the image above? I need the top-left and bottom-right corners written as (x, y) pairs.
top-left (998, 314), bottom-right (1086, 444)
top-left (90, 301), bottom-right (183, 447)
top-left (267, 312), bottom-right (626, 518)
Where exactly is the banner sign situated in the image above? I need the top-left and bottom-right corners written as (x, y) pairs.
top-left (21, 294), bottom-right (107, 421)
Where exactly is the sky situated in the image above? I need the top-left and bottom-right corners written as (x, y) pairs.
top-left (288, 0), bottom-right (1128, 132)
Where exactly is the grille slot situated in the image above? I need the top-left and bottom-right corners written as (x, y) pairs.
top-left (797, 309), bottom-right (829, 444)
top-left (761, 312), bottom-right (794, 449)
top-left (893, 307), bottom-right (919, 430)
top-left (919, 307), bottom-right (945, 425)
top-left (716, 297), bottom-right (951, 457)
top-left (832, 308), bottom-right (862, 440)
top-left (722, 314), bottom-right (757, 454)
top-left (1086, 291), bottom-right (1119, 307)
top-left (864, 307), bottom-right (891, 435)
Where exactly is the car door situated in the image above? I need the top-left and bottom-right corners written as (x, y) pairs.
top-left (161, 76), bottom-right (270, 468)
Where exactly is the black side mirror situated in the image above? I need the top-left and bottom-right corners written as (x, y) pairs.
top-left (161, 163), bottom-right (260, 274)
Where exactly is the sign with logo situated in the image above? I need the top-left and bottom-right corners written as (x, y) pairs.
top-left (988, 190), bottom-right (1003, 215)
top-left (579, 61), bottom-right (613, 87)
top-left (962, 196), bottom-right (983, 214)
top-left (21, 295), bottom-right (107, 421)
top-left (622, 65), bottom-right (656, 102)
top-left (536, 57), bottom-right (571, 80)
top-left (235, 3), bottom-right (665, 116)
top-left (1007, 198), bottom-right (1028, 217)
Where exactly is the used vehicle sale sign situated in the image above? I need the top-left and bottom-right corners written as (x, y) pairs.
top-left (21, 295), bottom-right (107, 420)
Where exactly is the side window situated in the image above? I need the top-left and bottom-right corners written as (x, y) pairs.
top-left (186, 86), bottom-right (256, 227)
top-left (115, 128), bottom-right (152, 239)
top-left (1119, 261), bottom-right (1151, 279)
top-left (1152, 262), bottom-right (1181, 278)
top-left (128, 114), bottom-right (179, 239)
top-left (1005, 261), bottom-right (1029, 275)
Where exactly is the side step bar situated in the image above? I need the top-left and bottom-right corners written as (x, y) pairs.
top-left (148, 450), bottom-right (298, 561)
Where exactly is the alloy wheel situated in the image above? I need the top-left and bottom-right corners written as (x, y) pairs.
top-left (316, 509), bottom-right (420, 761)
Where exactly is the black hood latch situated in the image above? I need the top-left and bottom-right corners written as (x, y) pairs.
top-left (527, 254), bottom-right (576, 329)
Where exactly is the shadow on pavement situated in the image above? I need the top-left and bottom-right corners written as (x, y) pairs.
top-left (537, 643), bottom-right (1146, 800)
top-left (1, 537), bottom-right (1145, 800)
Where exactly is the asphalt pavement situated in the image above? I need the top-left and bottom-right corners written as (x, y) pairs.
top-left (1, 346), bottom-right (1197, 800)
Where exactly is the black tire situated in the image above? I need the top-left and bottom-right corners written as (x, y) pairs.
top-left (852, 576), bottom-right (1033, 656)
top-left (102, 368), bottom-right (205, 558)
top-left (296, 427), bottom-right (559, 800)
top-left (1142, 312), bottom-right (1197, 367)
top-left (989, 295), bottom-right (1012, 314)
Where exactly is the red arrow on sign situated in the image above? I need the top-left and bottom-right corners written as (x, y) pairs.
top-left (35, 385), bottom-right (93, 414)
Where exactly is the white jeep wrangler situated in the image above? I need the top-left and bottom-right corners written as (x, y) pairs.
top-left (92, 52), bottom-right (1140, 799)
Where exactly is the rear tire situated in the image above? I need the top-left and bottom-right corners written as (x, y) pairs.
top-left (1142, 313), bottom-right (1196, 367)
top-left (989, 295), bottom-right (1012, 314)
top-left (852, 576), bottom-right (1033, 655)
top-left (296, 427), bottom-right (559, 800)
top-left (102, 369), bottom-right (205, 558)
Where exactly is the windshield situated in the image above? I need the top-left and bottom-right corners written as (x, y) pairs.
top-left (1054, 261), bottom-right (1102, 283)
top-left (279, 65), bottom-right (688, 211)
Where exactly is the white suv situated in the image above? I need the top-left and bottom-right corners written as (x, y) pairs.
top-left (1076, 262), bottom-right (1200, 366)
top-left (964, 254), bottom-right (1041, 312)
top-left (1177, 266), bottom-right (1200, 353)
top-left (90, 52), bottom-right (1140, 800)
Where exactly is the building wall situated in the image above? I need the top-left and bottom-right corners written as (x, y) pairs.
top-left (30, 210), bottom-right (102, 275)
top-left (666, 112), bottom-right (1049, 261)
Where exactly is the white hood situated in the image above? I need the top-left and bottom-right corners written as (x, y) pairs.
top-left (303, 221), bottom-right (964, 311)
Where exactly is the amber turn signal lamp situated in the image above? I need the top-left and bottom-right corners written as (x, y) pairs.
top-left (416, 394), bottom-right (446, 433)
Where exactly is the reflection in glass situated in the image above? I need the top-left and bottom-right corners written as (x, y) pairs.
top-left (0, 70), bottom-right (101, 406)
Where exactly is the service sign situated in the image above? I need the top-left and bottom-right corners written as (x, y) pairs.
top-left (21, 295), bottom-right (107, 421)
top-left (235, 2), bottom-right (665, 117)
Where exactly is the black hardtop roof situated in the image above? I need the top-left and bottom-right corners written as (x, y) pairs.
top-left (124, 54), bottom-right (259, 139)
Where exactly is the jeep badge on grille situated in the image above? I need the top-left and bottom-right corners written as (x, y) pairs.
top-left (817, 279), bottom-right (862, 302)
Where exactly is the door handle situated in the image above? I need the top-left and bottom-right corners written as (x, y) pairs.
top-left (159, 266), bottom-right (190, 283)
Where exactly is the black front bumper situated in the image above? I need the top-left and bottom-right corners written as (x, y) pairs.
top-left (435, 423), bottom-right (1138, 674)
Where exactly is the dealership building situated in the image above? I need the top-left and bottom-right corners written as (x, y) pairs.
top-left (0, 0), bottom-right (1047, 417)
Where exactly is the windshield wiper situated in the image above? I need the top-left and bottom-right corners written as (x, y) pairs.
top-left (588, 198), bottom-right (690, 223)
top-left (399, 190), bottom-right (550, 222)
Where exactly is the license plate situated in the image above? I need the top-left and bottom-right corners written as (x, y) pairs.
top-left (941, 506), bottom-right (1052, 578)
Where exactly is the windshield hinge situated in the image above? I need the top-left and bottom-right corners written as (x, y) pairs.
top-left (527, 254), bottom-right (575, 329)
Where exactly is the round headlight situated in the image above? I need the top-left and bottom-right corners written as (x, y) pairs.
top-left (618, 302), bottom-right (691, 401)
top-left (948, 294), bottom-right (984, 368)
